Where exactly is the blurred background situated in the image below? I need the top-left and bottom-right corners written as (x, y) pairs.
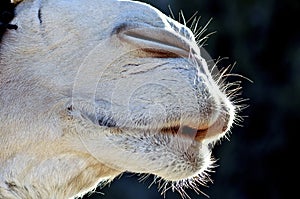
top-left (84, 0), bottom-right (299, 198)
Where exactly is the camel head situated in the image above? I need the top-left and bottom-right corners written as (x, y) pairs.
top-left (0, 0), bottom-right (238, 198)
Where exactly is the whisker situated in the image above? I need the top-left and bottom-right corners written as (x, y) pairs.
top-left (186, 11), bottom-right (199, 26)
top-left (196, 31), bottom-right (216, 46)
top-left (222, 73), bottom-right (253, 83)
top-left (178, 10), bottom-right (182, 24)
top-left (191, 16), bottom-right (201, 34)
top-left (179, 10), bottom-right (187, 26)
top-left (194, 18), bottom-right (214, 45)
top-left (138, 173), bottom-right (150, 183)
top-left (168, 5), bottom-right (175, 20)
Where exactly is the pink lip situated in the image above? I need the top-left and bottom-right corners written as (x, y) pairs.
top-left (160, 114), bottom-right (230, 142)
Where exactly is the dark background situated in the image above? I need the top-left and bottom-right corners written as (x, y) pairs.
top-left (84, 0), bottom-right (300, 198)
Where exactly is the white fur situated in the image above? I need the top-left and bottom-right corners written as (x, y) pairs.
top-left (0, 0), bottom-right (235, 198)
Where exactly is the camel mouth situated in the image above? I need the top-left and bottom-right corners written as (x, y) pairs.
top-left (160, 125), bottom-right (208, 142)
top-left (96, 103), bottom-right (232, 143)
top-left (115, 22), bottom-right (199, 58)
top-left (98, 115), bottom-right (229, 143)
top-left (159, 113), bottom-right (231, 143)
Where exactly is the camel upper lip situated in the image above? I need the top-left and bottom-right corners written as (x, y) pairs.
top-left (115, 23), bottom-right (199, 57)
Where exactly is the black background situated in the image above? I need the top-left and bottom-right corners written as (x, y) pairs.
top-left (82, 0), bottom-right (299, 198)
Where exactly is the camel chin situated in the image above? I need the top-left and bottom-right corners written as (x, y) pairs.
top-left (0, 0), bottom-right (236, 198)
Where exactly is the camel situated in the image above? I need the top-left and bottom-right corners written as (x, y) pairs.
top-left (0, 0), bottom-right (237, 198)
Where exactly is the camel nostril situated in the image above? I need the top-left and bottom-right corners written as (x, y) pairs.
top-left (116, 22), bottom-right (199, 58)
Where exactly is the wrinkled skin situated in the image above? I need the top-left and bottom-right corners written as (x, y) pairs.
top-left (0, 0), bottom-right (235, 198)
